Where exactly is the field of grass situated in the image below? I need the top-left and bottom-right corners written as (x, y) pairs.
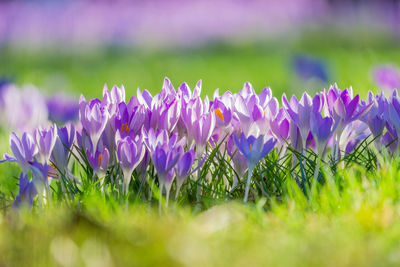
top-left (1, 36), bottom-right (400, 266)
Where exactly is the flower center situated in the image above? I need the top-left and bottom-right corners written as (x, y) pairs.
top-left (121, 123), bottom-right (130, 134)
top-left (98, 153), bottom-right (103, 168)
top-left (215, 108), bottom-right (225, 122)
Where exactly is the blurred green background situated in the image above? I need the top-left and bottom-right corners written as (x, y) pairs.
top-left (2, 33), bottom-right (399, 99)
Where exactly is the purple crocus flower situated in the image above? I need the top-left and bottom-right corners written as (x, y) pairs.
top-left (292, 54), bottom-right (329, 82)
top-left (115, 101), bottom-right (149, 138)
top-left (233, 132), bottom-right (277, 201)
top-left (116, 134), bottom-right (145, 194)
top-left (86, 146), bottom-right (110, 179)
top-left (102, 84), bottom-right (125, 116)
top-left (282, 92), bottom-right (323, 149)
top-left (46, 93), bottom-right (79, 123)
top-left (34, 124), bottom-right (58, 164)
top-left (325, 85), bottom-right (370, 134)
top-left (373, 65), bottom-right (400, 91)
top-left (359, 91), bottom-right (387, 150)
top-left (2, 132), bottom-right (37, 174)
top-left (79, 95), bottom-right (109, 152)
top-left (226, 135), bottom-right (248, 190)
top-left (382, 122), bottom-right (398, 155)
top-left (51, 124), bottom-right (75, 173)
top-left (175, 149), bottom-right (195, 196)
top-left (181, 97), bottom-right (216, 156)
top-left (12, 173), bottom-right (37, 209)
top-left (310, 111), bottom-right (336, 157)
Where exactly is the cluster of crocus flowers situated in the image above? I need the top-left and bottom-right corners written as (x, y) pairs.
top-left (3, 78), bottom-right (400, 208)
top-left (0, 82), bottom-right (79, 132)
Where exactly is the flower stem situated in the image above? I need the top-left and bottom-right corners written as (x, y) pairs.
top-left (244, 166), bottom-right (254, 202)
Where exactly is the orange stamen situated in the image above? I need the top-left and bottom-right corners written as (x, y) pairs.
top-left (215, 108), bottom-right (225, 122)
top-left (98, 153), bottom-right (103, 168)
top-left (249, 144), bottom-right (252, 151)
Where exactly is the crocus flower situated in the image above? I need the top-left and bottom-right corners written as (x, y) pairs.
top-left (12, 173), bottom-right (37, 209)
top-left (46, 94), bottom-right (79, 123)
top-left (102, 84), bottom-right (125, 116)
top-left (310, 111), bottom-right (336, 157)
top-left (360, 91), bottom-right (387, 138)
top-left (79, 96), bottom-right (109, 152)
top-left (175, 149), bottom-right (195, 196)
top-left (86, 146), bottom-right (110, 185)
top-left (292, 54), bottom-right (329, 82)
top-left (34, 124), bottom-right (58, 164)
top-left (116, 134), bottom-right (145, 194)
top-left (282, 92), bottom-right (323, 149)
top-left (233, 132), bottom-right (277, 201)
top-left (373, 65), bottom-right (400, 91)
top-left (51, 124), bottom-right (75, 173)
top-left (382, 122), bottom-right (398, 155)
top-left (2, 132), bottom-right (37, 174)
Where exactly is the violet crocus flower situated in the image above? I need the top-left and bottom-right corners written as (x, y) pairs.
top-left (175, 149), bottom-right (195, 197)
top-left (12, 173), bottom-right (37, 209)
top-left (51, 124), bottom-right (75, 173)
top-left (102, 84), bottom-right (125, 116)
top-left (46, 94), bottom-right (79, 123)
top-left (388, 90), bottom-right (400, 136)
top-left (310, 111), bottom-right (336, 157)
top-left (115, 101), bottom-right (148, 138)
top-left (233, 132), bottom-right (277, 201)
top-left (86, 146), bottom-right (110, 185)
top-left (116, 134), bottom-right (145, 194)
top-left (227, 135), bottom-right (248, 191)
top-left (359, 91), bottom-right (388, 150)
top-left (282, 92), bottom-right (324, 150)
top-left (1, 132), bottom-right (38, 174)
top-left (382, 122), bottom-right (398, 155)
top-left (34, 124), bottom-right (58, 164)
top-left (181, 97), bottom-right (216, 157)
top-left (79, 95), bottom-right (109, 152)
top-left (292, 54), bottom-right (329, 82)
top-left (373, 65), bottom-right (400, 91)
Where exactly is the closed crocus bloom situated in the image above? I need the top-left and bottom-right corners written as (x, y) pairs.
top-left (233, 132), bottom-right (276, 201)
top-left (175, 149), bottom-right (195, 196)
top-left (34, 124), bottom-right (58, 164)
top-left (151, 143), bottom-right (183, 205)
top-left (117, 134), bottom-right (145, 194)
top-left (1, 132), bottom-right (38, 174)
top-left (12, 173), bottom-right (37, 209)
top-left (52, 124), bottom-right (75, 173)
top-left (382, 122), bottom-right (398, 155)
top-left (282, 92), bottom-right (322, 148)
top-left (360, 91), bottom-right (387, 139)
top-left (389, 90), bottom-right (400, 135)
top-left (79, 95), bottom-right (109, 152)
top-left (310, 111), bottom-right (336, 157)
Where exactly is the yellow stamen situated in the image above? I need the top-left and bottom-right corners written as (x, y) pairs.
top-left (249, 144), bottom-right (252, 151)
top-left (21, 195), bottom-right (25, 202)
top-left (98, 153), bottom-right (103, 168)
top-left (120, 123), bottom-right (130, 134)
top-left (215, 108), bottom-right (225, 122)
top-left (264, 110), bottom-right (267, 116)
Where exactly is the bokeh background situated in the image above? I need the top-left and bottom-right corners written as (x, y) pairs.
top-left (1, 0), bottom-right (400, 101)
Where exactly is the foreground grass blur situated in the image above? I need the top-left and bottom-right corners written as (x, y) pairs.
top-left (1, 160), bottom-right (400, 266)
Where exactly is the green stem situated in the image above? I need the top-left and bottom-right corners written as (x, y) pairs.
top-left (244, 166), bottom-right (254, 202)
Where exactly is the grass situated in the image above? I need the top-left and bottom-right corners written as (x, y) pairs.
top-left (1, 35), bottom-right (400, 266)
